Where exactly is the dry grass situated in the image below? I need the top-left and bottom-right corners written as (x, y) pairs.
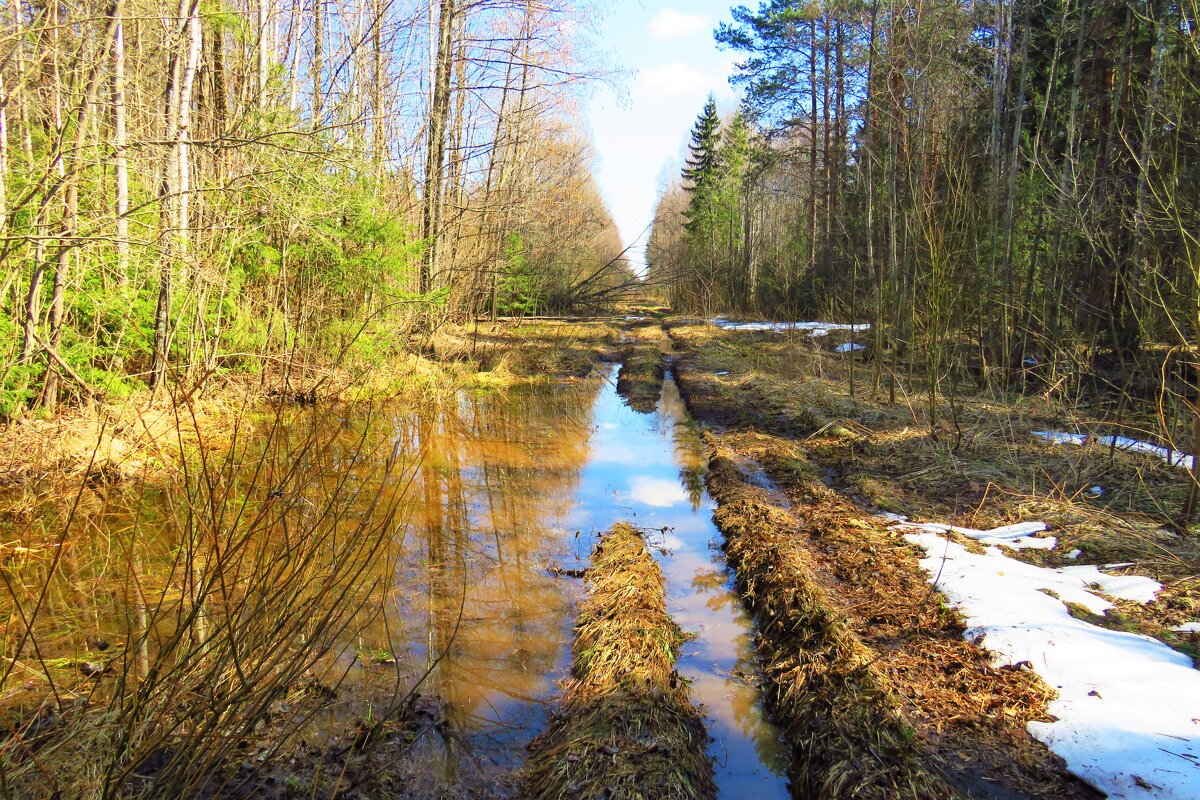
top-left (703, 450), bottom-right (947, 799)
top-left (666, 319), bottom-right (1173, 797)
top-left (667, 320), bottom-right (1199, 589)
top-left (433, 320), bottom-right (622, 380)
top-left (708, 434), bottom-right (1099, 798)
top-left (520, 522), bottom-right (716, 800)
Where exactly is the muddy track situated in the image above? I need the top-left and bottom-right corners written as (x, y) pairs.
top-left (520, 522), bottom-right (716, 800)
top-left (667, 325), bottom-right (1102, 800)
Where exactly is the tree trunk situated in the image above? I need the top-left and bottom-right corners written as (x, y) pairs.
top-left (46, 7), bottom-right (122, 408)
top-left (808, 17), bottom-right (818, 275)
top-left (257, 0), bottom-right (271, 108)
top-left (420, 0), bottom-right (455, 295)
top-left (312, 0), bottom-right (323, 125)
top-left (113, 0), bottom-right (130, 285)
top-left (371, 0), bottom-right (386, 184)
top-left (0, 65), bottom-right (7, 243)
top-left (151, 0), bottom-right (202, 391)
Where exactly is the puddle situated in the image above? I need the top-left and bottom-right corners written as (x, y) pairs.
top-left (567, 370), bottom-right (790, 797)
top-left (4, 365), bottom-right (788, 796)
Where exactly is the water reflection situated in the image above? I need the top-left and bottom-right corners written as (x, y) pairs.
top-left (4, 364), bottom-right (787, 797)
top-left (569, 371), bottom-right (791, 799)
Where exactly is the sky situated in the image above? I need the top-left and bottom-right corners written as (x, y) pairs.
top-left (583, 1), bottom-right (743, 272)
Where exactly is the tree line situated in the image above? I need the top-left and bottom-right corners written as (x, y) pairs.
top-left (648, 0), bottom-right (1200, 408)
top-left (0, 0), bottom-right (628, 416)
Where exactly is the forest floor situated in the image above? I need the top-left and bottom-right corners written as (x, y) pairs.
top-left (664, 317), bottom-right (1200, 799)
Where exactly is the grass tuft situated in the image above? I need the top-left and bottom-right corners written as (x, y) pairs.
top-left (520, 522), bottom-right (716, 800)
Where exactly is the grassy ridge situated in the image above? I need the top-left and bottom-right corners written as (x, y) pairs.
top-left (521, 523), bottom-right (716, 800)
top-left (614, 322), bottom-right (666, 413)
top-left (704, 452), bottom-right (945, 799)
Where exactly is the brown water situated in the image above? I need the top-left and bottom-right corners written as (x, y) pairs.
top-left (3, 364), bottom-right (788, 797)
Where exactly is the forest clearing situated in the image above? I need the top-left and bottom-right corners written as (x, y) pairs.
top-left (3, 0), bottom-right (1200, 798)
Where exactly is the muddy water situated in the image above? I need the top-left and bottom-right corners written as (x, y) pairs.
top-left (4, 363), bottom-right (787, 796)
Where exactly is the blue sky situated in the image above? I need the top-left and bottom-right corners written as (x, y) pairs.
top-left (584, 2), bottom-right (743, 271)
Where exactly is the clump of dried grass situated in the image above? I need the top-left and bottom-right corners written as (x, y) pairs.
top-left (520, 523), bottom-right (716, 800)
top-left (440, 320), bottom-right (623, 379)
top-left (703, 453), bottom-right (946, 799)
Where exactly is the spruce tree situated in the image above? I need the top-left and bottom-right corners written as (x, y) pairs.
top-left (682, 95), bottom-right (722, 235)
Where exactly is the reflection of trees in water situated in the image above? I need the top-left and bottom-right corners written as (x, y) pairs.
top-left (6, 377), bottom-right (604, 780)
top-left (729, 633), bottom-right (791, 774)
top-left (659, 376), bottom-right (708, 512)
top-left (679, 465), bottom-right (706, 512)
top-left (403, 378), bottom-right (603, 733)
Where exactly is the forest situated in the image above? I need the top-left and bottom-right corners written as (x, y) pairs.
top-left (2, 1), bottom-right (1200, 799)
top-left (0, 0), bottom-right (629, 417)
top-left (649, 0), bottom-right (1200, 429)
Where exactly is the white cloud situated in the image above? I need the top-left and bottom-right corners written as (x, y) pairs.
top-left (648, 9), bottom-right (709, 41)
top-left (629, 476), bottom-right (688, 508)
top-left (635, 63), bottom-right (708, 100)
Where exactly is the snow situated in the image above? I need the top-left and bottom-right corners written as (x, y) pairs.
top-left (1172, 622), bottom-right (1200, 634)
top-left (710, 318), bottom-right (871, 338)
top-left (906, 533), bottom-right (1200, 799)
top-left (889, 519), bottom-right (1057, 551)
top-left (1034, 431), bottom-right (1196, 471)
top-left (834, 342), bottom-right (867, 353)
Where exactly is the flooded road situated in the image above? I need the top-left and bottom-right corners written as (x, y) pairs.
top-left (571, 371), bottom-right (790, 797)
top-left (4, 360), bottom-right (787, 797)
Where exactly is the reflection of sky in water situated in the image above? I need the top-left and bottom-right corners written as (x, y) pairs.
top-left (376, 366), bottom-right (787, 797)
top-left (564, 371), bottom-right (790, 799)
top-left (22, 363), bottom-right (786, 796)
top-left (627, 476), bottom-right (690, 507)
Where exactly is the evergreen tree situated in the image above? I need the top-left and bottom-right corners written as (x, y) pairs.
top-left (682, 95), bottom-right (722, 235)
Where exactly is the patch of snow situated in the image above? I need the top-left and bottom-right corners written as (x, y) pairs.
top-left (890, 519), bottom-right (1056, 551)
top-left (1088, 485), bottom-right (1104, 497)
top-left (834, 342), bottom-right (866, 353)
top-left (714, 370), bottom-right (729, 376)
top-left (1066, 549), bottom-right (1083, 560)
top-left (1034, 431), bottom-right (1195, 471)
top-left (1023, 356), bottom-right (1039, 367)
top-left (906, 534), bottom-right (1197, 799)
top-left (710, 317), bottom-right (871, 337)
top-left (1171, 622), bottom-right (1200, 634)
top-left (878, 511), bottom-right (909, 522)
